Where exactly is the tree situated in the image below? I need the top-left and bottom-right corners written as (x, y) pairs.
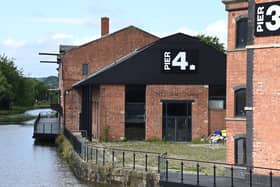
top-left (196, 34), bottom-right (225, 52)
top-left (0, 70), bottom-right (13, 108)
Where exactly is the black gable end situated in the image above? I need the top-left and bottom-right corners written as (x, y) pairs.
top-left (74, 33), bottom-right (226, 87)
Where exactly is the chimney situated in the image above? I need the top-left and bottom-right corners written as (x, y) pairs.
top-left (101, 17), bottom-right (109, 36)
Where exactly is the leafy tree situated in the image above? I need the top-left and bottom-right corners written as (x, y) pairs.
top-left (0, 70), bottom-right (13, 108)
top-left (197, 34), bottom-right (225, 52)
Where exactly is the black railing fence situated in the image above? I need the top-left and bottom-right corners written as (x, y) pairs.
top-left (160, 156), bottom-right (280, 187)
top-left (64, 128), bottom-right (87, 157)
top-left (64, 129), bottom-right (280, 187)
top-left (33, 113), bottom-right (41, 133)
top-left (85, 145), bottom-right (166, 173)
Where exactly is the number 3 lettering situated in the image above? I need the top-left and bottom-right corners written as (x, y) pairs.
top-left (266, 5), bottom-right (280, 31)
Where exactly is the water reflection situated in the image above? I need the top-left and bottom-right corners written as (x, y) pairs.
top-left (0, 124), bottom-right (93, 187)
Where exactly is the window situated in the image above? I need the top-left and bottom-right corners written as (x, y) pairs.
top-left (82, 64), bottom-right (88, 75)
top-left (235, 88), bottom-right (246, 117)
top-left (235, 137), bottom-right (246, 165)
top-left (236, 17), bottom-right (248, 48)
top-left (209, 100), bottom-right (225, 110)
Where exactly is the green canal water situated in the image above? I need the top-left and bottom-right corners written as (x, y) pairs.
top-left (0, 109), bottom-right (95, 187)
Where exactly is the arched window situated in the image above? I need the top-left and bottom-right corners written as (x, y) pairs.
top-left (235, 136), bottom-right (246, 165)
top-left (236, 17), bottom-right (248, 48)
top-left (235, 88), bottom-right (246, 117)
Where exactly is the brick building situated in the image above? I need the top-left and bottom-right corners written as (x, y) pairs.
top-left (223, 0), bottom-right (280, 169)
top-left (59, 17), bottom-right (226, 141)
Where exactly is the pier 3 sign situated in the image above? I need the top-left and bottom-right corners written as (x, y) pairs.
top-left (162, 49), bottom-right (198, 73)
top-left (255, 1), bottom-right (280, 36)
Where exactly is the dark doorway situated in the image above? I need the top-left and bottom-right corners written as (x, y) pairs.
top-left (125, 85), bottom-right (146, 140)
top-left (235, 136), bottom-right (246, 165)
top-left (162, 101), bottom-right (192, 141)
top-left (80, 86), bottom-right (92, 140)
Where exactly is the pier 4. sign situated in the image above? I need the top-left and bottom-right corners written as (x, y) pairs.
top-left (162, 49), bottom-right (198, 73)
top-left (255, 1), bottom-right (280, 36)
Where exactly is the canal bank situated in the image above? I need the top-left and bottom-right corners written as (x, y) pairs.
top-left (56, 135), bottom-right (160, 187)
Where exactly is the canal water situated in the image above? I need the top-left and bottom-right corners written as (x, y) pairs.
top-left (0, 109), bottom-right (94, 187)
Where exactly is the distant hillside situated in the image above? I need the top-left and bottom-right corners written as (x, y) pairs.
top-left (35, 76), bottom-right (58, 88)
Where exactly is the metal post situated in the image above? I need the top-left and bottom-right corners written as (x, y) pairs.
top-left (249, 168), bottom-right (252, 187)
top-left (196, 163), bottom-right (200, 185)
top-left (213, 164), bottom-right (216, 186)
top-left (103, 149), bottom-right (105, 166)
top-left (86, 144), bottom-right (88, 162)
top-left (231, 166), bottom-right (234, 187)
top-left (122, 152), bottom-right (125, 167)
top-left (165, 160), bottom-right (168, 181)
top-left (112, 151), bottom-right (115, 168)
top-left (181, 161), bottom-right (184, 183)
top-left (270, 170), bottom-right (273, 187)
top-left (96, 149), bottom-right (98, 164)
top-left (133, 152), bottom-right (136, 170)
top-left (145, 154), bottom-right (148, 172)
top-left (157, 155), bottom-right (160, 174)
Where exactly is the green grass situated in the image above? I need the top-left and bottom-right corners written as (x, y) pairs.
top-left (0, 113), bottom-right (35, 124)
top-left (88, 141), bottom-right (226, 175)
top-left (0, 104), bottom-right (50, 123)
top-left (93, 141), bottom-right (225, 162)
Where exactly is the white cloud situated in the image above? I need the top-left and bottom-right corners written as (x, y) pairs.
top-left (2, 39), bottom-right (27, 48)
top-left (51, 33), bottom-right (73, 40)
top-left (32, 17), bottom-right (96, 25)
top-left (154, 19), bottom-right (227, 46)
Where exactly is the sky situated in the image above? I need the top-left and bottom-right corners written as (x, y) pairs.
top-left (0, 0), bottom-right (227, 77)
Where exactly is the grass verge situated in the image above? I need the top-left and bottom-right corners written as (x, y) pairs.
top-left (0, 113), bottom-right (35, 124)
top-left (55, 135), bottom-right (73, 160)
top-left (0, 104), bottom-right (50, 124)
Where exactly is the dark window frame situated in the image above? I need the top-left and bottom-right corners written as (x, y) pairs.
top-left (234, 88), bottom-right (246, 117)
top-left (236, 16), bottom-right (248, 48)
top-left (82, 64), bottom-right (88, 76)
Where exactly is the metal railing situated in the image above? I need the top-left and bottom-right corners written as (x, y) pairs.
top-left (161, 156), bottom-right (280, 187)
top-left (64, 128), bottom-right (85, 156)
top-left (33, 113), bottom-right (41, 133)
top-left (85, 145), bottom-right (166, 173)
top-left (64, 129), bottom-right (280, 186)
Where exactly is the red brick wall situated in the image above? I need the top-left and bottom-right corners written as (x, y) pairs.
top-left (64, 89), bottom-right (81, 131)
top-left (252, 48), bottom-right (280, 169)
top-left (208, 110), bottom-right (226, 134)
top-left (61, 27), bottom-right (157, 132)
top-left (145, 85), bottom-right (209, 140)
top-left (226, 120), bottom-right (246, 164)
top-left (98, 85), bottom-right (125, 141)
top-left (225, 2), bottom-right (248, 165)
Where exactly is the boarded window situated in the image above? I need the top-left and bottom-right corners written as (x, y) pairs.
top-left (236, 18), bottom-right (248, 48)
top-left (235, 137), bottom-right (246, 165)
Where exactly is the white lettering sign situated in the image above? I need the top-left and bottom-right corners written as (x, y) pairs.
top-left (255, 2), bottom-right (280, 36)
top-left (163, 51), bottom-right (196, 72)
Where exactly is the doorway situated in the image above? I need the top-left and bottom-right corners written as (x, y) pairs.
top-left (125, 85), bottom-right (146, 140)
top-left (162, 101), bottom-right (192, 141)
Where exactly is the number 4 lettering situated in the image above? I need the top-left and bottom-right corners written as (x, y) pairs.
top-left (172, 51), bottom-right (189, 70)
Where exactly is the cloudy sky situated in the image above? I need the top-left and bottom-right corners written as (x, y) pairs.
top-left (0, 0), bottom-right (227, 77)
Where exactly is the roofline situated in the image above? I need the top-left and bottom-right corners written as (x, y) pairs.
top-left (222, 0), bottom-right (247, 5)
top-left (65, 25), bottom-right (159, 54)
top-left (72, 38), bottom-right (159, 88)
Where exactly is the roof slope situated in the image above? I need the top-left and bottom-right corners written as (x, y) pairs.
top-left (73, 33), bottom-right (226, 88)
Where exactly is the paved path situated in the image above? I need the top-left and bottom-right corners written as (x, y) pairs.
top-left (160, 172), bottom-right (279, 187)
